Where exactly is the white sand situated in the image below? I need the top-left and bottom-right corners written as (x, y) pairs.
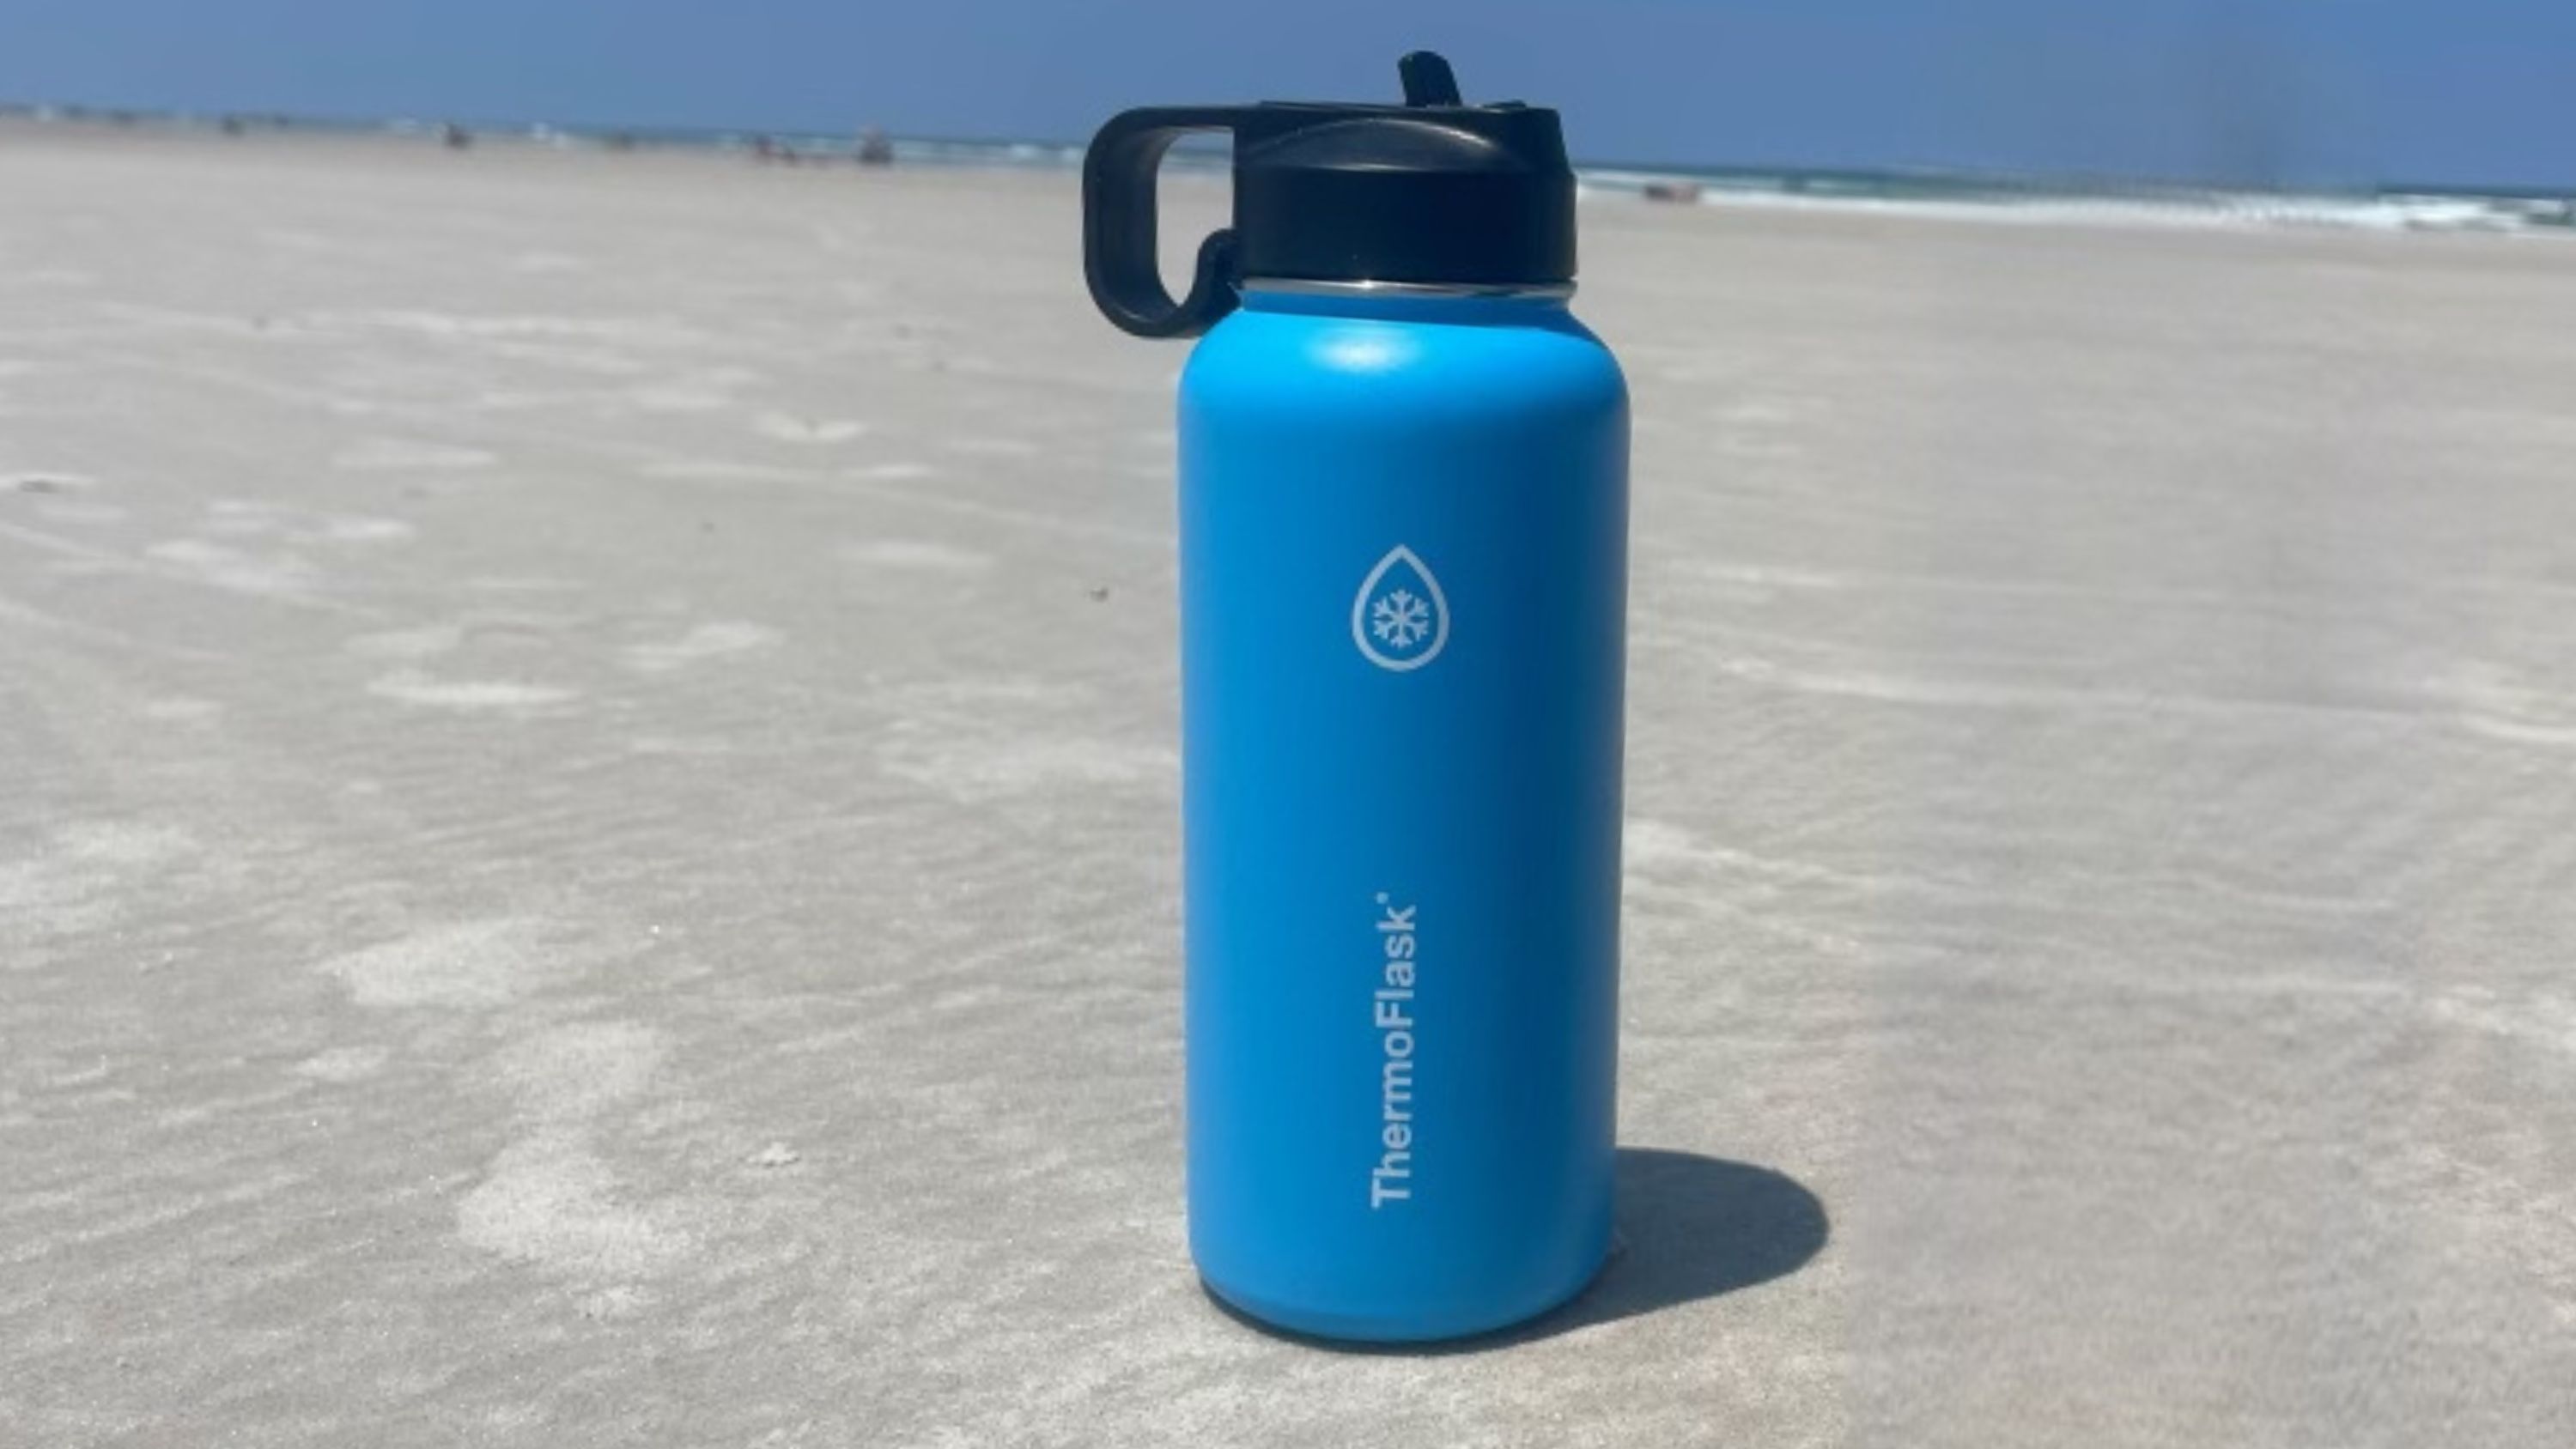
top-left (3, 129), bottom-right (2574, 1446)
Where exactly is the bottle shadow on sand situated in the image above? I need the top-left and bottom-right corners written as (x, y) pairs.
top-left (1205, 1148), bottom-right (1829, 1355)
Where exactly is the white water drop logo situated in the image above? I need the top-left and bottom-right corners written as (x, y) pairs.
top-left (1352, 545), bottom-right (1449, 672)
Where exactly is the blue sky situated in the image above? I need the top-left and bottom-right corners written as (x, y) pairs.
top-left (1, 1), bottom-right (2567, 186)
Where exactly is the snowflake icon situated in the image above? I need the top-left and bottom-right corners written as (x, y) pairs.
top-left (1371, 588), bottom-right (1431, 650)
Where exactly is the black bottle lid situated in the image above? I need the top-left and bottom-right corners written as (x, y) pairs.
top-left (1084, 52), bottom-right (1576, 338)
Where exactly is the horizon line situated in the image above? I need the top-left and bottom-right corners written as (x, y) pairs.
top-left (6, 97), bottom-right (2571, 201)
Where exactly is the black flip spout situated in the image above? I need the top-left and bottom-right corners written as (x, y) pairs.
top-left (1082, 52), bottom-right (1576, 339)
top-left (1398, 51), bottom-right (1463, 107)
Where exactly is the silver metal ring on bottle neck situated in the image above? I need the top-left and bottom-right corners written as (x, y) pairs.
top-left (1238, 277), bottom-right (1577, 301)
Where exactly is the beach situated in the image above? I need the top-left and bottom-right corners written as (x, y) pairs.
top-left (4, 129), bottom-right (2574, 1446)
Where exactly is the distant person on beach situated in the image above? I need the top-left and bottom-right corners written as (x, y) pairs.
top-left (857, 126), bottom-right (893, 166)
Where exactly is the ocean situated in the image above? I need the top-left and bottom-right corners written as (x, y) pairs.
top-left (15, 104), bottom-right (2572, 238)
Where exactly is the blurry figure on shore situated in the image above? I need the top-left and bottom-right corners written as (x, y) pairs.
top-left (857, 126), bottom-right (894, 167)
top-left (605, 130), bottom-right (636, 152)
top-left (1643, 179), bottom-right (1703, 203)
top-left (441, 122), bottom-right (472, 150)
top-left (219, 113), bottom-right (246, 137)
top-left (750, 134), bottom-right (776, 162)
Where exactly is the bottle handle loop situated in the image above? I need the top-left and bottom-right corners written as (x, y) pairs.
top-left (1083, 106), bottom-right (1249, 338)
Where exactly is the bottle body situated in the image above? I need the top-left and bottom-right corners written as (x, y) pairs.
top-left (1178, 288), bottom-right (1629, 1341)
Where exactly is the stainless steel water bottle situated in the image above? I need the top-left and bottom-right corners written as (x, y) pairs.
top-left (1084, 52), bottom-right (1628, 1343)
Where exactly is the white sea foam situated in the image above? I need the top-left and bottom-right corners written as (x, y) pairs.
top-left (1580, 167), bottom-right (2576, 237)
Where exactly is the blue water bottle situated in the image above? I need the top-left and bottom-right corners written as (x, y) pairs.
top-left (1084, 52), bottom-right (1627, 1343)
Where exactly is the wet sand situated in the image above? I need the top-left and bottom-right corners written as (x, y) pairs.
top-left (3, 130), bottom-right (2574, 1446)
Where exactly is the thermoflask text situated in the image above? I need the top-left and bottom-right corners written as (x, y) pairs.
top-left (1083, 52), bottom-right (1629, 1342)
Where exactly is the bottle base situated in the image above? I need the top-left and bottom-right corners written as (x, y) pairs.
top-left (1197, 1246), bottom-right (1608, 1346)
